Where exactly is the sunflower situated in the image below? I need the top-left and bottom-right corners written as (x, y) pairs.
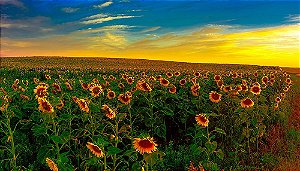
top-left (80, 81), bottom-right (90, 90)
top-left (275, 97), bottom-right (281, 103)
top-left (20, 94), bottom-right (30, 100)
top-left (12, 84), bottom-right (18, 91)
top-left (283, 86), bottom-right (289, 92)
top-left (169, 85), bottom-right (177, 94)
top-left (156, 75), bottom-right (162, 81)
top-left (166, 72), bottom-right (173, 78)
top-left (89, 84), bottom-right (103, 97)
top-left (131, 87), bottom-right (137, 93)
top-left (216, 80), bottom-right (224, 88)
top-left (76, 99), bottom-right (89, 113)
top-left (241, 98), bottom-right (254, 108)
top-left (56, 100), bottom-right (64, 110)
top-left (52, 83), bottom-right (62, 93)
top-left (141, 72), bottom-right (146, 77)
top-left (250, 85), bottom-right (261, 95)
top-left (270, 74), bottom-right (275, 79)
top-left (179, 79), bottom-right (186, 86)
top-left (160, 78), bottom-right (169, 87)
top-left (214, 75), bottom-right (221, 81)
top-left (136, 80), bottom-right (152, 92)
top-left (72, 96), bottom-right (79, 103)
top-left (232, 73), bottom-right (237, 79)
top-left (38, 98), bottom-right (54, 113)
top-left (236, 85), bottom-right (242, 91)
top-left (122, 74), bottom-right (128, 80)
top-left (223, 86), bottom-right (232, 93)
top-left (92, 78), bottom-right (99, 83)
top-left (195, 114), bottom-right (209, 127)
top-left (191, 83), bottom-right (200, 96)
top-left (109, 75), bottom-right (115, 80)
top-left (194, 72), bottom-right (200, 77)
top-left (34, 84), bottom-right (48, 98)
top-left (102, 104), bottom-right (116, 119)
top-left (18, 86), bottom-right (25, 92)
top-left (269, 79), bottom-right (275, 84)
top-left (242, 79), bottom-right (247, 85)
top-left (14, 79), bottom-right (19, 85)
top-left (209, 91), bottom-right (222, 103)
top-left (241, 85), bottom-right (248, 91)
top-left (118, 83), bottom-right (125, 89)
top-left (148, 76), bottom-right (156, 81)
top-left (45, 74), bottom-right (51, 80)
top-left (259, 82), bottom-right (266, 89)
top-left (261, 76), bottom-right (268, 84)
top-left (188, 161), bottom-right (205, 171)
top-left (274, 103), bottom-right (279, 110)
top-left (46, 158), bottom-right (58, 171)
top-left (133, 137), bottom-right (157, 154)
top-left (285, 78), bottom-right (292, 84)
top-left (238, 73), bottom-right (243, 78)
top-left (33, 78), bottom-right (39, 84)
top-left (174, 71), bottom-right (181, 77)
top-left (22, 80), bottom-right (29, 86)
top-left (127, 77), bottom-right (134, 84)
top-left (0, 88), bottom-right (7, 95)
top-left (107, 90), bottom-right (116, 99)
top-left (65, 82), bottom-right (73, 90)
top-left (191, 77), bottom-right (197, 84)
top-left (280, 93), bottom-right (285, 99)
top-left (253, 72), bottom-right (258, 77)
top-left (86, 142), bottom-right (105, 157)
top-left (118, 93), bottom-right (131, 105)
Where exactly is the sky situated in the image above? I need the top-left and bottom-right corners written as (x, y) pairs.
top-left (1, 0), bottom-right (300, 67)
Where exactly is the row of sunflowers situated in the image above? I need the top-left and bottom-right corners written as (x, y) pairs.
top-left (0, 67), bottom-right (294, 170)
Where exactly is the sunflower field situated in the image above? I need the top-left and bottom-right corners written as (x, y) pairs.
top-left (1, 58), bottom-right (300, 171)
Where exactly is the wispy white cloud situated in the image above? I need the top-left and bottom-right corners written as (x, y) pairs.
top-left (0, 0), bottom-right (24, 8)
top-left (286, 14), bottom-right (300, 23)
top-left (78, 25), bottom-right (135, 33)
top-left (140, 26), bottom-right (161, 33)
top-left (93, 1), bottom-right (113, 8)
top-left (61, 7), bottom-right (79, 13)
top-left (85, 14), bottom-right (108, 20)
top-left (81, 15), bottom-right (140, 25)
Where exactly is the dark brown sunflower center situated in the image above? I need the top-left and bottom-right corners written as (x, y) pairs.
top-left (180, 80), bottom-right (186, 85)
top-left (42, 102), bottom-right (51, 111)
top-left (93, 87), bottom-right (101, 94)
top-left (91, 145), bottom-right (102, 153)
top-left (212, 93), bottom-right (220, 100)
top-left (252, 86), bottom-right (260, 93)
top-left (138, 140), bottom-right (154, 148)
top-left (243, 99), bottom-right (253, 105)
top-left (198, 116), bottom-right (207, 123)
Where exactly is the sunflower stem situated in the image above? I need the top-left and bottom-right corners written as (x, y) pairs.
top-left (112, 118), bottom-right (119, 171)
top-left (128, 103), bottom-right (133, 138)
top-left (5, 110), bottom-right (17, 170)
top-left (52, 117), bottom-right (60, 158)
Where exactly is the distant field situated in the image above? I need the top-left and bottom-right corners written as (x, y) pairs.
top-left (1, 56), bottom-right (284, 71)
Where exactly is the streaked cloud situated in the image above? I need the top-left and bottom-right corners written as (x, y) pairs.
top-left (0, 0), bottom-right (24, 8)
top-left (141, 26), bottom-right (161, 33)
top-left (93, 1), bottom-right (113, 8)
top-left (61, 7), bottom-right (79, 13)
top-left (81, 15), bottom-right (140, 25)
top-left (85, 14), bottom-right (108, 20)
top-left (79, 25), bottom-right (135, 33)
top-left (286, 14), bottom-right (300, 23)
top-left (2, 24), bottom-right (299, 67)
